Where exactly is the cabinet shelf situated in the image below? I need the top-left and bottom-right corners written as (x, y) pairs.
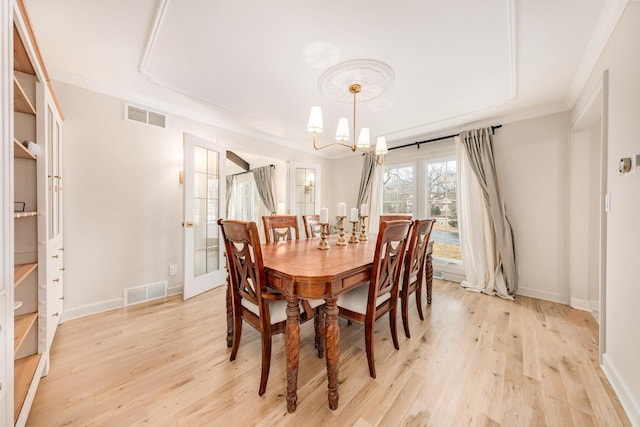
top-left (13, 24), bottom-right (35, 75)
top-left (14, 138), bottom-right (36, 160)
top-left (14, 211), bottom-right (38, 219)
top-left (13, 75), bottom-right (36, 115)
top-left (14, 353), bottom-right (41, 423)
top-left (14, 312), bottom-right (37, 353)
top-left (14, 262), bottom-right (37, 288)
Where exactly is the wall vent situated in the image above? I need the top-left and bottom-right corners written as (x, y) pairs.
top-left (433, 270), bottom-right (445, 280)
top-left (124, 103), bottom-right (167, 128)
top-left (124, 281), bottom-right (168, 306)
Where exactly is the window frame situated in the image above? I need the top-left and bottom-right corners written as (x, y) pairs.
top-left (380, 152), bottom-right (465, 277)
top-left (381, 161), bottom-right (417, 217)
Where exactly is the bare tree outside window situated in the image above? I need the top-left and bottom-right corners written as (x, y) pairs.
top-left (382, 166), bottom-right (414, 214)
top-left (426, 160), bottom-right (460, 260)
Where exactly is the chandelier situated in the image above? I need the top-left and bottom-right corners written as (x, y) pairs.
top-left (306, 59), bottom-right (394, 165)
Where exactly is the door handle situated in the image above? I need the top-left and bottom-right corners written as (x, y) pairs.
top-left (183, 221), bottom-right (195, 228)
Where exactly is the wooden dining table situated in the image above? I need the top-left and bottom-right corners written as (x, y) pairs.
top-left (260, 234), bottom-right (378, 412)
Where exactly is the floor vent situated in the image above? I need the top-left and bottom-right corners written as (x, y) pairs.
top-left (124, 103), bottom-right (166, 128)
top-left (124, 281), bottom-right (168, 306)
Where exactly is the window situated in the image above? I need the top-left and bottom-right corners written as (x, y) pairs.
top-left (381, 156), bottom-right (462, 266)
top-left (234, 173), bottom-right (261, 222)
top-left (382, 165), bottom-right (414, 214)
top-left (425, 160), bottom-right (460, 260)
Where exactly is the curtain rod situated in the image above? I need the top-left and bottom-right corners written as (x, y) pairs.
top-left (228, 164), bottom-right (274, 177)
top-left (387, 125), bottom-right (502, 152)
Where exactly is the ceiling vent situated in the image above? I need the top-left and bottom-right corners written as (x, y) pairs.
top-left (124, 103), bottom-right (166, 128)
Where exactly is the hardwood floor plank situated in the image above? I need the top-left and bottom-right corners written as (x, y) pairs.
top-left (27, 280), bottom-right (631, 426)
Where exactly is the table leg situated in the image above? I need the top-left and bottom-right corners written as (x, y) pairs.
top-left (226, 280), bottom-right (233, 348)
top-left (285, 295), bottom-right (300, 413)
top-left (325, 296), bottom-right (340, 410)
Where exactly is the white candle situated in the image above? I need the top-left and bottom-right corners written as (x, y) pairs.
top-left (320, 207), bottom-right (329, 224)
top-left (350, 208), bottom-right (359, 222)
top-left (337, 202), bottom-right (346, 217)
top-left (360, 203), bottom-right (368, 216)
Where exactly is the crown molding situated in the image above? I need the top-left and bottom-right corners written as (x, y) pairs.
top-left (565, 0), bottom-right (628, 109)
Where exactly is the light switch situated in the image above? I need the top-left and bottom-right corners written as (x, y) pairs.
top-left (169, 264), bottom-right (177, 276)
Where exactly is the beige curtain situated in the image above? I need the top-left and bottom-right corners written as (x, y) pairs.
top-left (253, 165), bottom-right (277, 215)
top-left (456, 128), bottom-right (517, 297)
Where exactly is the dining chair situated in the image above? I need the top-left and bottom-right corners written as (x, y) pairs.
top-left (379, 214), bottom-right (413, 222)
top-left (262, 215), bottom-right (300, 243)
top-left (337, 219), bottom-right (412, 378)
top-left (218, 219), bottom-right (325, 395)
top-left (302, 214), bottom-right (327, 238)
top-left (400, 218), bottom-right (435, 338)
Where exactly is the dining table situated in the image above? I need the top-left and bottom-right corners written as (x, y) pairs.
top-left (223, 231), bottom-right (434, 412)
top-left (261, 233), bottom-right (378, 412)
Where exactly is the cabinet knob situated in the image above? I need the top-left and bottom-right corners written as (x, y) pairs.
top-left (59, 247), bottom-right (64, 252)
top-left (60, 267), bottom-right (65, 271)
top-left (53, 278), bottom-right (60, 282)
top-left (52, 254), bottom-right (59, 259)
top-left (59, 297), bottom-right (64, 301)
top-left (52, 312), bottom-right (59, 317)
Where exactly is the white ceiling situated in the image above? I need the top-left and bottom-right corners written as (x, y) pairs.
top-left (23, 0), bottom-right (625, 156)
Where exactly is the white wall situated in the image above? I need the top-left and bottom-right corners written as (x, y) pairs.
top-left (572, 3), bottom-right (640, 423)
top-left (55, 82), bottom-right (332, 319)
top-left (488, 112), bottom-right (572, 303)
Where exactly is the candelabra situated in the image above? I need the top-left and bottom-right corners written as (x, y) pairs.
top-left (336, 216), bottom-right (347, 246)
top-left (348, 220), bottom-right (360, 243)
top-left (318, 223), bottom-right (330, 250)
top-left (358, 215), bottom-right (368, 241)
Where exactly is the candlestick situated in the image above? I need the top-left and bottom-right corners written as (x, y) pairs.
top-left (350, 207), bottom-right (359, 222)
top-left (336, 216), bottom-right (347, 246)
top-left (360, 203), bottom-right (368, 217)
top-left (348, 220), bottom-right (360, 243)
top-left (359, 215), bottom-right (369, 241)
top-left (338, 202), bottom-right (346, 217)
top-left (318, 223), bottom-right (330, 250)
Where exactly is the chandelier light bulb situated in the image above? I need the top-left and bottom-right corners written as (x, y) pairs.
top-left (307, 106), bottom-right (323, 133)
top-left (357, 128), bottom-right (370, 149)
top-left (335, 117), bottom-right (350, 142)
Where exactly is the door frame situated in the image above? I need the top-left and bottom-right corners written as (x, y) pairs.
top-left (569, 70), bottom-right (608, 363)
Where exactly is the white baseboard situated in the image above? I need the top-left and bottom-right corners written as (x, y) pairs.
top-left (602, 353), bottom-right (640, 426)
top-left (516, 286), bottom-right (569, 305)
top-left (63, 297), bottom-right (123, 321)
top-left (168, 284), bottom-right (183, 296)
top-left (570, 297), bottom-right (592, 311)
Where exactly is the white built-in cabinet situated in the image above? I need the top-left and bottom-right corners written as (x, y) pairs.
top-left (1, 1), bottom-right (64, 425)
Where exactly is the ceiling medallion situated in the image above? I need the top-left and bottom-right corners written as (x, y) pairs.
top-left (318, 59), bottom-right (395, 103)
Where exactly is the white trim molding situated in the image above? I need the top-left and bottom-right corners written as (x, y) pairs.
top-left (516, 286), bottom-right (569, 305)
top-left (602, 353), bottom-right (640, 426)
top-left (566, 1), bottom-right (628, 108)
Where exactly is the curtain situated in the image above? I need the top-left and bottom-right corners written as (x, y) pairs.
top-left (356, 154), bottom-right (380, 231)
top-left (225, 175), bottom-right (237, 219)
top-left (253, 165), bottom-right (277, 215)
top-left (456, 128), bottom-right (516, 298)
top-left (368, 163), bottom-right (383, 233)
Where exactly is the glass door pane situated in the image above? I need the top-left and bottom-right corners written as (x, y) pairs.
top-left (193, 145), bottom-right (219, 277)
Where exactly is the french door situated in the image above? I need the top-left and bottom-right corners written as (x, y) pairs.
top-left (183, 133), bottom-right (226, 300)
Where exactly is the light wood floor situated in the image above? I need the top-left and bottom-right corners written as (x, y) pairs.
top-left (27, 280), bottom-right (630, 426)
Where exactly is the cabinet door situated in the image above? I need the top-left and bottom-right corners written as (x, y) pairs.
top-left (46, 101), bottom-right (63, 243)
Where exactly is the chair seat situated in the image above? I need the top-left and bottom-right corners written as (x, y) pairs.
top-left (336, 282), bottom-right (390, 315)
top-left (241, 297), bottom-right (324, 324)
